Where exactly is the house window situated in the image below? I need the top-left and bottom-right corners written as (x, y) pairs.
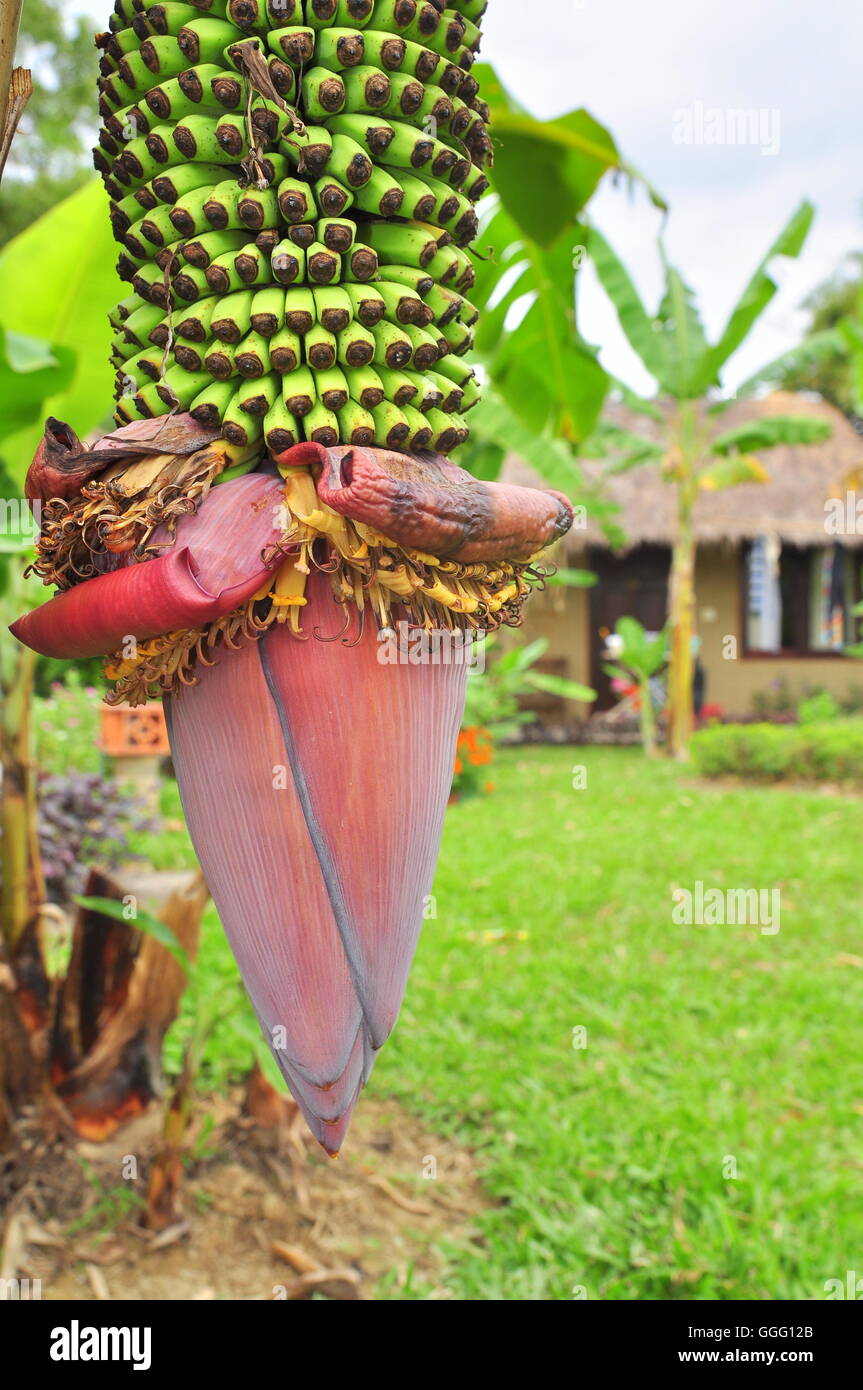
top-left (744, 539), bottom-right (857, 655)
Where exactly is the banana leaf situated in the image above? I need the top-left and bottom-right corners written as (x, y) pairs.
top-left (0, 179), bottom-right (118, 484)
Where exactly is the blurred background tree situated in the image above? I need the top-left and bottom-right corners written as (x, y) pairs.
top-left (0, 0), bottom-right (95, 247)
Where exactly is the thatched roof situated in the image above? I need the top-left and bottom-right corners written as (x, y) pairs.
top-left (503, 392), bottom-right (863, 552)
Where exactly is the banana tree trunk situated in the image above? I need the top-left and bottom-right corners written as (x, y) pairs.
top-left (667, 485), bottom-right (696, 760)
top-left (0, 638), bottom-right (45, 954)
top-left (638, 674), bottom-right (658, 757)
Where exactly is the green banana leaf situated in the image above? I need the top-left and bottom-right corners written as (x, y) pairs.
top-left (733, 328), bottom-right (846, 399)
top-left (469, 386), bottom-right (589, 497)
top-left (711, 414), bottom-right (831, 455)
top-left (656, 239), bottom-right (712, 397)
top-left (0, 179), bottom-right (119, 484)
top-left (588, 227), bottom-right (670, 384)
top-left (475, 65), bottom-right (664, 250)
top-left (0, 327), bottom-right (75, 438)
top-left (699, 201), bottom-right (815, 381)
top-left (472, 205), bottom-right (608, 444)
top-left (698, 455), bottom-right (769, 490)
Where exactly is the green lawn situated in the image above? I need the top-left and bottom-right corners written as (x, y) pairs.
top-left (149, 747), bottom-right (863, 1301)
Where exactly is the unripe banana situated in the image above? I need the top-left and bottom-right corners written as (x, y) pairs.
top-left (374, 365), bottom-right (419, 407)
top-left (263, 395), bottom-right (299, 454)
top-left (371, 399), bottom-right (410, 449)
top-left (250, 286), bottom-right (285, 336)
top-left (337, 320), bottom-right (376, 368)
top-left (374, 278), bottom-right (433, 324)
top-left (344, 282), bottom-right (385, 326)
top-left (271, 239), bottom-right (306, 286)
top-left (144, 64), bottom-right (243, 121)
top-left (188, 378), bottom-right (236, 425)
top-left (402, 401), bottom-right (433, 449)
top-left (304, 400), bottom-right (340, 447)
top-left (344, 364), bottom-right (385, 408)
top-left (204, 337), bottom-right (239, 378)
top-left (337, 399), bottom-right (376, 445)
top-left (182, 228), bottom-right (249, 268)
top-left (313, 174), bottom-right (354, 217)
top-left (172, 113), bottom-right (251, 164)
top-left (311, 364), bottom-right (350, 411)
top-left (371, 318), bottom-right (413, 370)
top-left (349, 165), bottom-right (404, 217)
top-left (281, 366), bottom-right (317, 416)
top-left (312, 285), bottom-right (353, 333)
top-left (176, 295), bottom-right (220, 340)
top-left (234, 329), bottom-right (272, 378)
top-left (151, 160), bottom-right (232, 203)
top-left (269, 325), bottom-right (302, 373)
top-left (305, 323), bottom-right (338, 370)
top-left (266, 24), bottom-right (316, 67)
top-left (370, 1), bottom-right (441, 46)
top-left (284, 288), bottom-right (316, 333)
top-left (222, 383), bottom-right (266, 447)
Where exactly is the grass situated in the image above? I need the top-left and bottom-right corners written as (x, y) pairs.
top-left (146, 747), bottom-right (863, 1301)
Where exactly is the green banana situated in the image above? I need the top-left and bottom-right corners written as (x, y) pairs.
top-left (344, 282), bottom-right (385, 326)
top-left (349, 164), bottom-right (404, 217)
top-left (304, 400), bottom-right (340, 447)
top-left (304, 323), bottom-right (338, 370)
top-left (337, 320), bottom-right (376, 368)
top-left (374, 277), bottom-right (433, 324)
top-left (172, 113), bottom-right (251, 164)
top-left (337, 399), bottom-right (376, 445)
top-left (235, 330), bottom-right (272, 378)
top-left (343, 241), bottom-right (378, 281)
top-left (402, 320), bottom-right (442, 368)
top-left (263, 395), bottom-right (299, 454)
top-left (176, 295), bottom-right (220, 340)
top-left (204, 337), bottom-right (239, 378)
top-left (371, 318), bottom-right (413, 369)
top-left (250, 285), bottom-right (285, 336)
top-left (284, 288), bottom-right (317, 333)
top-left (190, 375), bottom-right (237, 422)
top-left (371, 399), bottom-right (409, 449)
top-left (282, 366), bottom-right (317, 416)
top-left (343, 364), bottom-right (385, 408)
top-left (402, 401), bottom-right (433, 449)
top-left (312, 365), bottom-right (350, 411)
top-left (277, 175), bottom-right (316, 223)
top-left (182, 228), bottom-right (249, 268)
top-left (312, 174), bottom-right (354, 217)
top-left (271, 238), bottom-right (306, 286)
top-left (374, 365), bottom-right (418, 407)
top-left (306, 241), bottom-right (341, 285)
top-left (151, 160), bottom-right (232, 203)
top-left (269, 325), bottom-right (302, 373)
top-left (222, 384), bottom-right (266, 446)
top-left (266, 25), bottom-right (316, 67)
top-left (312, 285), bottom-right (353, 333)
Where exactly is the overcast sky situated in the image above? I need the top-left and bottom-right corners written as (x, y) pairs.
top-left (61, 0), bottom-right (863, 393)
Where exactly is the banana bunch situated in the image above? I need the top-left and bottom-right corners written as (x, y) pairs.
top-left (97, 0), bottom-right (490, 456)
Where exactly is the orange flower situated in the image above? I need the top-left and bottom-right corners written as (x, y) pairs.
top-left (454, 756), bottom-right (463, 774)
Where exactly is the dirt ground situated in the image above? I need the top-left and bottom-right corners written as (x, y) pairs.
top-left (0, 1093), bottom-right (492, 1301)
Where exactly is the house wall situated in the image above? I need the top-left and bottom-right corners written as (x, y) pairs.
top-left (514, 542), bottom-right (863, 723)
top-left (695, 544), bottom-right (863, 715)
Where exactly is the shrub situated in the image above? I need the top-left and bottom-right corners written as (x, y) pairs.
top-left (798, 690), bottom-right (840, 725)
top-left (691, 719), bottom-right (863, 784)
top-left (36, 773), bottom-right (155, 904)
